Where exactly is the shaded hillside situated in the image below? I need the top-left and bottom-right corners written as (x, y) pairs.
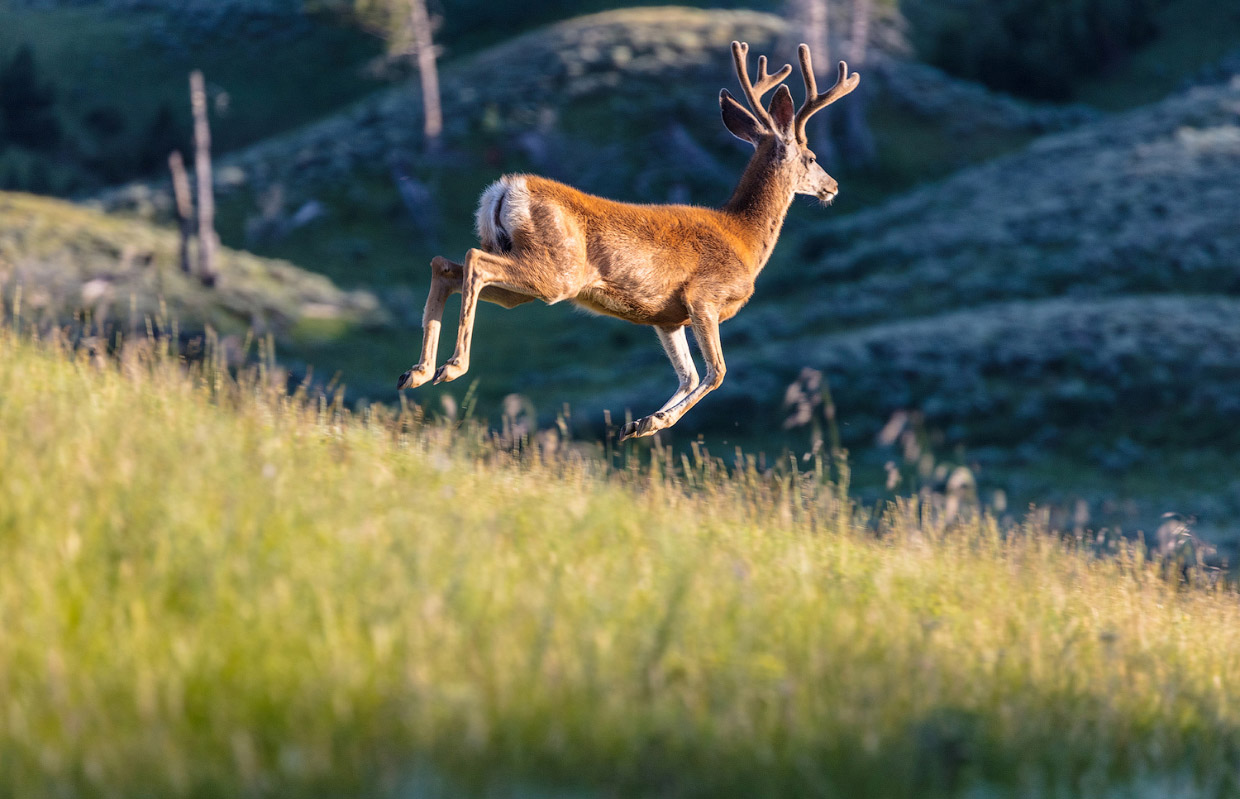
top-left (750, 295), bottom-right (1240, 447)
top-left (95, 7), bottom-right (1092, 219)
top-left (0, 191), bottom-right (386, 337)
top-left (94, 8), bottom-right (786, 214)
top-left (583, 293), bottom-right (1240, 449)
top-left (0, 0), bottom-right (381, 194)
top-left (769, 76), bottom-right (1240, 335)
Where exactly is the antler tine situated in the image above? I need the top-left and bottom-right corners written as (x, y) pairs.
top-left (793, 44), bottom-right (861, 143)
top-left (797, 43), bottom-right (818, 105)
top-left (731, 40), bottom-right (793, 131)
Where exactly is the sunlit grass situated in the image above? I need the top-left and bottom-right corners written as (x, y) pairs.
top-left (1, 325), bottom-right (1239, 798)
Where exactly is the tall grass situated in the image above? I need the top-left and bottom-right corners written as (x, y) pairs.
top-left (1, 323), bottom-right (1239, 798)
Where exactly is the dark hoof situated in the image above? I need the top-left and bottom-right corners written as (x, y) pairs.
top-left (433, 358), bottom-right (469, 384)
top-left (620, 412), bottom-right (667, 442)
top-left (397, 366), bottom-right (433, 390)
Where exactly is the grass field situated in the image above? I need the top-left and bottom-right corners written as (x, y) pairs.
top-left (0, 190), bottom-right (387, 340)
top-left (2, 322), bottom-right (1239, 798)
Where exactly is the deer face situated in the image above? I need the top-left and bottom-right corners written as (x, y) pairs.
top-left (788, 145), bottom-right (838, 203)
top-left (719, 42), bottom-right (859, 206)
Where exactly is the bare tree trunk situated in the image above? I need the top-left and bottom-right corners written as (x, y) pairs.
top-left (408, 0), bottom-right (443, 153)
top-left (842, 0), bottom-right (877, 166)
top-left (190, 70), bottom-right (219, 286)
top-left (805, 0), bottom-right (829, 69)
top-left (847, 0), bottom-right (870, 65)
top-left (168, 150), bottom-right (194, 275)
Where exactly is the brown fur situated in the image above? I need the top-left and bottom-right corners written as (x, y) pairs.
top-left (397, 41), bottom-right (860, 441)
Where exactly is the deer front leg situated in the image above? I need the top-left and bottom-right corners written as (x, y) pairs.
top-left (621, 312), bottom-right (725, 441)
top-left (398, 255), bottom-right (461, 390)
top-left (654, 325), bottom-right (700, 413)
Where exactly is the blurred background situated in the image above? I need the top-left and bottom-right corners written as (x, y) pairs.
top-left (2, 0), bottom-right (1238, 551)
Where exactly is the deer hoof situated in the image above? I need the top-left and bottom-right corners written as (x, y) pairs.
top-left (620, 412), bottom-right (667, 442)
top-left (433, 359), bottom-right (467, 384)
top-left (397, 366), bottom-right (433, 390)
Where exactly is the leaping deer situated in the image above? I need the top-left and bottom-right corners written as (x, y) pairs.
top-left (397, 41), bottom-right (860, 441)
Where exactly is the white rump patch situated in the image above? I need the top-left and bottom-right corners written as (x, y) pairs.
top-left (475, 175), bottom-right (531, 253)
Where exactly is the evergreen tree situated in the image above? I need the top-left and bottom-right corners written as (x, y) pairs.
top-left (26, 159), bottom-right (52, 194)
top-left (137, 103), bottom-right (187, 175)
top-left (1, 163), bottom-right (20, 190)
top-left (0, 45), bottom-right (61, 150)
top-left (907, 0), bottom-right (1160, 100)
top-left (83, 105), bottom-right (126, 142)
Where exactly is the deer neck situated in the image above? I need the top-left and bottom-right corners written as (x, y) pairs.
top-left (722, 146), bottom-right (795, 271)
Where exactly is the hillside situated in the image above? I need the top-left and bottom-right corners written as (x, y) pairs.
top-left (0, 191), bottom-right (386, 338)
top-left (778, 77), bottom-right (1240, 331)
top-left (2, 327), bottom-right (1239, 797)
top-left (96, 7), bottom-right (1093, 225)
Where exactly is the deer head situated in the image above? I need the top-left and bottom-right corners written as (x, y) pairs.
top-left (719, 41), bottom-right (860, 203)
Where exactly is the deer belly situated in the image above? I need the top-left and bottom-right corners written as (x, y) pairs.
top-left (571, 286), bottom-right (688, 325)
top-left (571, 287), bottom-right (642, 320)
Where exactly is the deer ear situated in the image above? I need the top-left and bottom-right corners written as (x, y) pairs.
top-left (720, 89), bottom-right (763, 145)
top-left (769, 84), bottom-right (795, 135)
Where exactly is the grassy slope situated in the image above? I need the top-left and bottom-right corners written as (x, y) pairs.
top-left (0, 190), bottom-right (387, 338)
top-left (2, 329), bottom-right (1240, 797)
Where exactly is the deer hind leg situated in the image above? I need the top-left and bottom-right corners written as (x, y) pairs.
top-left (397, 255), bottom-right (462, 390)
top-left (654, 325), bottom-right (700, 413)
top-left (622, 311), bottom-right (725, 441)
top-left (434, 248), bottom-right (556, 384)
